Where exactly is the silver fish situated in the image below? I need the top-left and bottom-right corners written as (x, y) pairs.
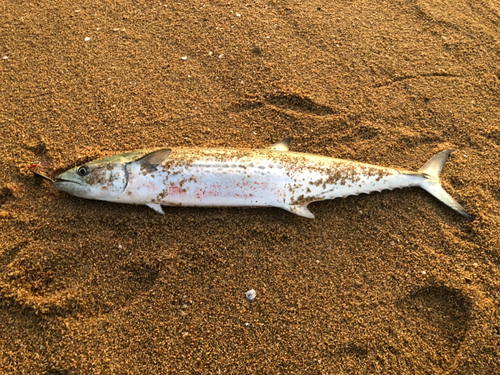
top-left (53, 139), bottom-right (471, 219)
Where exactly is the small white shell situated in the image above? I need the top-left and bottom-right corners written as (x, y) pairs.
top-left (246, 289), bottom-right (256, 301)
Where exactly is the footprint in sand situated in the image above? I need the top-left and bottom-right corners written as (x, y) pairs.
top-left (396, 285), bottom-right (472, 371)
top-left (0, 241), bottom-right (161, 317)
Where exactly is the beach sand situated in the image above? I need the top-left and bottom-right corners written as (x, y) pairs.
top-left (1, 0), bottom-right (500, 373)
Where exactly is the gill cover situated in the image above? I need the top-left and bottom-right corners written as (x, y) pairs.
top-left (54, 163), bottom-right (127, 201)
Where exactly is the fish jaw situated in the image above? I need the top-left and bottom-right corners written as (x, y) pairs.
top-left (53, 171), bottom-right (91, 198)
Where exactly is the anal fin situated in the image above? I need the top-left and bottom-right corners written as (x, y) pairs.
top-left (147, 203), bottom-right (165, 214)
top-left (285, 204), bottom-right (315, 219)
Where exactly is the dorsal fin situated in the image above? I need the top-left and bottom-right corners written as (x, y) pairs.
top-left (135, 149), bottom-right (172, 166)
top-left (270, 138), bottom-right (292, 151)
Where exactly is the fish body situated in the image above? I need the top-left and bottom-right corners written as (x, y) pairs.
top-left (53, 139), bottom-right (471, 219)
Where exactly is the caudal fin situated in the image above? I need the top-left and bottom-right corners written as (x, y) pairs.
top-left (417, 150), bottom-right (473, 220)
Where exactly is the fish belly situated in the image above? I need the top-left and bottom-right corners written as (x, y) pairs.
top-left (119, 160), bottom-right (292, 208)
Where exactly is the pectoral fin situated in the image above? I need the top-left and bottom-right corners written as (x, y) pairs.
top-left (135, 149), bottom-right (172, 172)
top-left (270, 138), bottom-right (292, 151)
top-left (284, 204), bottom-right (315, 219)
top-left (147, 203), bottom-right (165, 214)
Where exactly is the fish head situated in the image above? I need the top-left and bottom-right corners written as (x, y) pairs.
top-left (53, 152), bottom-right (139, 200)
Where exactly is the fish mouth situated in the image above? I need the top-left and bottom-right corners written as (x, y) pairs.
top-left (53, 178), bottom-right (82, 185)
top-left (31, 171), bottom-right (55, 183)
top-left (31, 171), bottom-right (83, 185)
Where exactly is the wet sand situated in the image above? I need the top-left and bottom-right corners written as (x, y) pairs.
top-left (1, 0), bottom-right (500, 373)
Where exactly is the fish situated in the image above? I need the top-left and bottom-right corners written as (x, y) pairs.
top-left (52, 138), bottom-right (472, 220)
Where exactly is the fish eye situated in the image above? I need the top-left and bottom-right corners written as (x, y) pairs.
top-left (77, 167), bottom-right (88, 176)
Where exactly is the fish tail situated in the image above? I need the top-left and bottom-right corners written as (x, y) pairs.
top-left (416, 150), bottom-right (472, 220)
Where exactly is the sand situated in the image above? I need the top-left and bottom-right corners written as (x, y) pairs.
top-left (1, 0), bottom-right (500, 373)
